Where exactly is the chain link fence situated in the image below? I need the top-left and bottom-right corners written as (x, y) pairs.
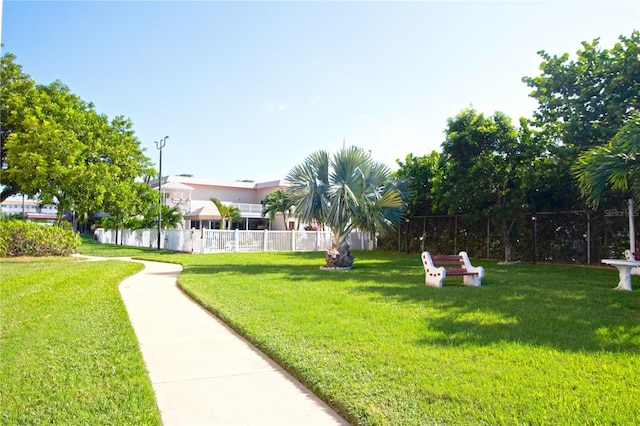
top-left (379, 210), bottom-right (637, 264)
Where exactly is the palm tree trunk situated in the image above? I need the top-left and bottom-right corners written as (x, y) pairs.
top-left (325, 237), bottom-right (354, 268)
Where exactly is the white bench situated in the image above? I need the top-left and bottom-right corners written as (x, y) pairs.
top-left (421, 251), bottom-right (484, 288)
top-left (601, 257), bottom-right (640, 291)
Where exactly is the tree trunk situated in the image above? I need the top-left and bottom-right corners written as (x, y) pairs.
top-left (502, 218), bottom-right (512, 263)
top-left (325, 240), bottom-right (354, 268)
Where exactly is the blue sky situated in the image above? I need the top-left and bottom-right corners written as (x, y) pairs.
top-left (2, 1), bottom-right (638, 182)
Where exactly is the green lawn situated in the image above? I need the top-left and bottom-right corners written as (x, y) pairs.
top-left (0, 256), bottom-right (162, 425)
top-left (3, 238), bottom-right (639, 425)
top-left (133, 249), bottom-right (640, 425)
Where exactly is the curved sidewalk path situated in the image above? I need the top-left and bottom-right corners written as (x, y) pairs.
top-left (95, 256), bottom-right (348, 426)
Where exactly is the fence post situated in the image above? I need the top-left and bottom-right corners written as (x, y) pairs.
top-left (316, 230), bottom-right (320, 251)
top-left (263, 229), bottom-right (268, 252)
top-left (486, 218), bottom-right (490, 259)
top-left (291, 230), bottom-right (296, 252)
top-left (234, 229), bottom-right (240, 252)
top-left (586, 212), bottom-right (591, 265)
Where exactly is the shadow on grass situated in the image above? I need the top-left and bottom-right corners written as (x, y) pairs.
top-left (179, 252), bottom-right (640, 354)
top-left (354, 263), bottom-right (640, 354)
top-left (76, 240), bottom-right (637, 355)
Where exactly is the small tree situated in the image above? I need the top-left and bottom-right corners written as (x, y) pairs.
top-left (261, 188), bottom-right (294, 230)
top-left (210, 198), bottom-right (242, 230)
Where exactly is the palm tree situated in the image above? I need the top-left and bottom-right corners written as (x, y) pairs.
top-left (574, 115), bottom-right (640, 207)
top-left (574, 114), bottom-right (640, 250)
top-left (261, 188), bottom-right (294, 230)
top-left (210, 198), bottom-right (242, 230)
top-left (286, 145), bottom-right (405, 268)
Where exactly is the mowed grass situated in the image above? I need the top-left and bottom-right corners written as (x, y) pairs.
top-left (127, 249), bottom-right (640, 425)
top-left (0, 257), bottom-right (161, 425)
top-left (75, 234), bottom-right (168, 258)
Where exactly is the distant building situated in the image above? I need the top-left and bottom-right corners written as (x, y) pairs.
top-left (150, 174), bottom-right (294, 231)
top-left (0, 196), bottom-right (59, 224)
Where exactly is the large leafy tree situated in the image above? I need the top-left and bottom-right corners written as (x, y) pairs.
top-left (522, 31), bottom-right (640, 210)
top-left (1, 53), bottom-right (37, 201)
top-left (523, 31), bottom-right (639, 151)
top-left (286, 145), bottom-right (405, 268)
top-left (210, 198), bottom-right (242, 230)
top-left (435, 108), bottom-right (536, 262)
top-left (261, 188), bottom-right (294, 230)
top-left (1, 53), bottom-right (155, 226)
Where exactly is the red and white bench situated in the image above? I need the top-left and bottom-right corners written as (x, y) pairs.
top-left (421, 251), bottom-right (484, 288)
top-left (624, 250), bottom-right (640, 275)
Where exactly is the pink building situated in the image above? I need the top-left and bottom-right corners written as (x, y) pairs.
top-left (150, 174), bottom-right (294, 231)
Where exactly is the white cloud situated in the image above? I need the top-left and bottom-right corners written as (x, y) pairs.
top-left (267, 103), bottom-right (289, 113)
top-left (310, 94), bottom-right (325, 104)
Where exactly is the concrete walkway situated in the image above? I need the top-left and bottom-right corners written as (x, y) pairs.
top-left (93, 256), bottom-right (348, 426)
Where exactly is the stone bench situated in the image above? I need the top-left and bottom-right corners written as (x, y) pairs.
top-left (421, 251), bottom-right (484, 288)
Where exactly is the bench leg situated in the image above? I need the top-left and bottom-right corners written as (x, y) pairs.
top-left (462, 274), bottom-right (481, 287)
top-left (614, 267), bottom-right (633, 291)
top-left (425, 277), bottom-right (444, 288)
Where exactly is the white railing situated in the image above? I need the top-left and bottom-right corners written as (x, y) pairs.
top-left (231, 203), bottom-right (264, 218)
top-left (93, 228), bottom-right (374, 253)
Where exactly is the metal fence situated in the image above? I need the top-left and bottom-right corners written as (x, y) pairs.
top-left (93, 228), bottom-right (374, 254)
top-left (380, 210), bottom-right (637, 265)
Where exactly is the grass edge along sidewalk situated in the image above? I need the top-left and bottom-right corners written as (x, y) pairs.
top-left (157, 250), bottom-right (639, 425)
top-left (0, 257), bottom-right (162, 425)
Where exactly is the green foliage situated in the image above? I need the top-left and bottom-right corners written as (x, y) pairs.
top-left (0, 258), bottom-right (161, 424)
top-left (0, 53), bottom-right (36, 201)
top-left (0, 52), bottom-right (156, 225)
top-left (435, 108), bottom-right (539, 261)
top-left (210, 198), bottom-right (241, 230)
top-left (99, 203), bottom-right (183, 230)
top-left (523, 31), bottom-right (640, 151)
top-left (261, 188), bottom-right (294, 229)
top-left (574, 113), bottom-right (640, 207)
top-left (522, 31), bottom-right (640, 210)
top-left (287, 146), bottom-right (406, 244)
top-left (0, 219), bottom-right (80, 257)
top-left (395, 151), bottom-right (441, 216)
top-left (286, 146), bottom-right (406, 267)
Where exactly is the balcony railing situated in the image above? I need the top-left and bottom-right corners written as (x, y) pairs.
top-left (231, 203), bottom-right (264, 218)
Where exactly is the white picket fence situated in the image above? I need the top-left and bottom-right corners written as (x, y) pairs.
top-left (93, 228), bottom-right (374, 254)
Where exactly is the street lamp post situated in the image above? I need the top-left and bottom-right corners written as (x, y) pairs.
top-left (155, 136), bottom-right (169, 249)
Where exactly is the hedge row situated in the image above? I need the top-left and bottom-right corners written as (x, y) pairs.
top-left (0, 220), bottom-right (80, 257)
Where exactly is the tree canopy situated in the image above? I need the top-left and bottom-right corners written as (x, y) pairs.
top-left (210, 198), bottom-right (241, 230)
top-left (395, 152), bottom-right (440, 217)
top-left (1, 53), bottom-right (155, 226)
top-left (434, 108), bottom-right (539, 262)
top-left (522, 31), bottom-right (640, 210)
top-left (261, 188), bottom-right (294, 230)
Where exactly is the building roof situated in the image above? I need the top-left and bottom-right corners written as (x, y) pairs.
top-left (152, 175), bottom-right (289, 190)
top-left (160, 181), bottom-right (194, 191)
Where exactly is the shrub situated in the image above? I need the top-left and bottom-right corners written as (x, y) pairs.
top-left (0, 220), bottom-right (80, 257)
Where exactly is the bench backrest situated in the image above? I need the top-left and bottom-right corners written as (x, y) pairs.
top-left (430, 254), bottom-right (464, 267)
top-left (624, 250), bottom-right (640, 261)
